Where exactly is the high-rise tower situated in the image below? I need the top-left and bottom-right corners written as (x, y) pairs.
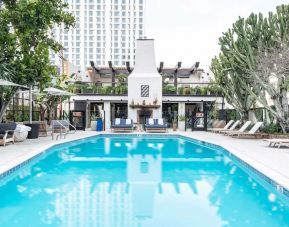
top-left (51, 0), bottom-right (145, 70)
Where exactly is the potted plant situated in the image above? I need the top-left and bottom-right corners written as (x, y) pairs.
top-left (178, 115), bottom-right (186, 131)
top-left (90, 113), bottom-right (98, 131)
top-left (172, 117), bottom-right (177, 131)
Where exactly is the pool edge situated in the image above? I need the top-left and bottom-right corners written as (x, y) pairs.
top-left (0, 132), bottom-right (288, 199)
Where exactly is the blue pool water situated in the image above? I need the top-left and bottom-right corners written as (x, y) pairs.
top-left (0, 135), bottom-right (289, 227)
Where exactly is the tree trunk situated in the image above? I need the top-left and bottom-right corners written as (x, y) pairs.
top-left (240, 110), bottom-right (249, 122)
top-left (0, 100), bottom-right (10, 123)
top-left (39, 104), bottom-right (47, 121)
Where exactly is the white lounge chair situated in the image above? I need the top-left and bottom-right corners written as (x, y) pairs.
top-left (229, 122), bottom-right (267, 138)
top-left (214, 120), bottom-right (240, 133)
top-left (207, 120), bottom-right (234, 132)
top-left (264, 138), bottom-right (289, 148)
top-left (221, 121), bottom-right (252, 135)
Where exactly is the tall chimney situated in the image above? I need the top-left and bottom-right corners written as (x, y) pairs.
top-left (130, 39), bottom-right (160, 76)
top-left (128, 39), bottom-right (163, 123)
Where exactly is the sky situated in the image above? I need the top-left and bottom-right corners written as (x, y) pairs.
top-left (145, 0), bottom-right (289, 70)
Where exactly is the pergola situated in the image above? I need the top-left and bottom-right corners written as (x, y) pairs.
top-left (88, 61), bottom-right (202, 80)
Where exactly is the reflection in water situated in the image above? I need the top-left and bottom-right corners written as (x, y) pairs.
top-left (0, 136), bottom-right (288, 227)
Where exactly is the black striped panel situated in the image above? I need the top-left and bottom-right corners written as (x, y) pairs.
top-left (141, 85), bottom-right (149, 97)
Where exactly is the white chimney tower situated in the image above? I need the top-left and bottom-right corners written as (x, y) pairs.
top-left (128, 39), bottom-right (162, 123)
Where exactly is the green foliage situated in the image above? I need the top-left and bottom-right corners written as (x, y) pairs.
top-left (177, 87), bottom-right (184, 95)
top-left (163, 84), bottom-right (176, 94)
top-left (211, 4), bottom-right (289, 123)
top-left (261, 123), bottom-right (282, 134)
top-left (178, 115), bottom-right (186, 121)
top-left (176, 85), bottom-right (220, 96)
top-left (116, 74), bottom-right (128, 83)
top-left (0, 0), bottom-right (75, 120)
top-left (183, 87), bottom-right (191, 95)
top-left (226, 110), bottom-right (241, 121)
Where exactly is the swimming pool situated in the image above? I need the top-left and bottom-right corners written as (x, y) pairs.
top-left (0, 135), bottom-right (288, 227)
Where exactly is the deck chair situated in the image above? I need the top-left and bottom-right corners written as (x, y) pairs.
top-left (111, 118), bottom-right (134, 132)
top-left (214, 120), bottom-right (240, 133)
top-left (145, 118), bottom-right (168, 133)
top-left (229, 122), bottom-right (266, 138)
top-left (264, 138), bottom-right (289, 148)
top-left (207, 120), bottom-right (234, 132)
top-left (0, 123), bottom-right (17, 146)
top-left (221, 121), bottom-right (252, 135)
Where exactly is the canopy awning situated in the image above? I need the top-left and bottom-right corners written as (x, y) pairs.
top-left (44, 87), bottom-right (74, 96)
top-left (0, 79), bottom-right (28, 88)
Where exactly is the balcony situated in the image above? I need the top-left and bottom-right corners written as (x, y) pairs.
top-left (67, 82), bottom-right (128, 95)
top-left (67, 82), bottom-right (222, 96)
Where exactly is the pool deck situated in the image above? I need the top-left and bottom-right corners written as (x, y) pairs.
top-left (1, 130), bottom-right (289, 192)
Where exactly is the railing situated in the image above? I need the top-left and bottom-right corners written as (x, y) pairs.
top-left (67, 82), bottom-right (222, 96)
top-left (51, 120), bottom-right (76, 140)
top-left (162, 83), bottom-right (221, 96)
top-left (67, 82), bottom-right (128, 95)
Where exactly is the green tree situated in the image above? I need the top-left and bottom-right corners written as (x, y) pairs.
top-left (0, 0), bottom-right (75, 121)
top-left (211, 4), bottom-right (289, 130)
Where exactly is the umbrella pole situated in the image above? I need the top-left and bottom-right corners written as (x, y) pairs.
top-left (29, 85), bottom-right (32, 123)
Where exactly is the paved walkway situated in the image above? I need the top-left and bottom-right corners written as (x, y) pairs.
top-left (0, 131), bottom-right (98, 175)
top-left (1, 130), bottom-right (289, 191)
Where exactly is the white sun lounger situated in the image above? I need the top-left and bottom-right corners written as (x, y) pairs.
top-left (213, 120), bottom-right (240, 133)
top-left (264, 138), bottom-right (289, 148)
top-left (207, 120), bottom-right (234, 132)
top-left (229, 122), bottom-right (266, 138)
top-left (221, 121), bottom-right (251, 135)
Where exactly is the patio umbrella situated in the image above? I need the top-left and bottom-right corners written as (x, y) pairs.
top-left (0, 79), bottom-right (28, 88)
top-left (44, 87), bottom-right (74, 96)
top-left (44, 87), bottom-right (74, 119)
top-left (0, 79), bottom-right (30, 122)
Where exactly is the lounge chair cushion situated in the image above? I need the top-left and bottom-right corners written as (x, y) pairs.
top-left (148, 118), bottom-right (154, 125)
top-left (115, 118), bottom-right (121, 125)
top-left (0, 134), bottom-right (14, 139)
top-left (0, 123), bottom-right (17, 134)
top-left (112, 119), bottom-right (133, 128)
top-left (145, 119), bottom-right (168, 129)
top-left (158, 119), bottom-right (164, 125)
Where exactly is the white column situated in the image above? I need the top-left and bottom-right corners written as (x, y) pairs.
top-left (104, 101), bottom-right (111, 130)
top-left (178, 102), bottom-right (185, 116)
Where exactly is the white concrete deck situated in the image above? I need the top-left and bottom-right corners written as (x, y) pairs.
top-left (0, 130), bottom-right (289, 192)
top-left (0, 131), bottom-right (98, 176)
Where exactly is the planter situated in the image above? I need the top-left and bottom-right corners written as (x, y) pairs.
top-left (96, 118), bottom-right (103, 131)
top-left (172, 123), bottom-right (177, 131)
top-left (91, 121), bottom-right (97, 131)
top-left (14, 125), bottom-right (31, 142)
top-left (14, 131), bottom-right (29, 142)
top-left (25, 123), bottom-right (40, 139)
top-left (178, 121), bottom-right (186, 131)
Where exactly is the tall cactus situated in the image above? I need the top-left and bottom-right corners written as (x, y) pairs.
top-left (211, 4), bottom-right (289, 124)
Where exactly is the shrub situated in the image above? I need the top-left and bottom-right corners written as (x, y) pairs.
top-left (183, 87), bottom-right (191, 95)
top-left (163, 85), bottom-right (176, 94)
top-left (261, 123), bottom-right (282, 134)
top-left (178, 87), bottom-right (184, 95)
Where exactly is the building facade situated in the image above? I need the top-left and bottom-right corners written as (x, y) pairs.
top-left (51, 0), bottom-right (145, 70)
top-left (67, 39), bottom-right (224, 131)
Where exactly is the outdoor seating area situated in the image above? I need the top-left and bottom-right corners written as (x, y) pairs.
top-left (111, 118), bottom-right (134, 132)
top-left (208, 120), bottom-right (270, 140)
top-left (0, 120), bottom-right (76, 146)
top-left (145, 118), bottom-right (168, 133)
top-left (0, 123), bottom-right (17, 146)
